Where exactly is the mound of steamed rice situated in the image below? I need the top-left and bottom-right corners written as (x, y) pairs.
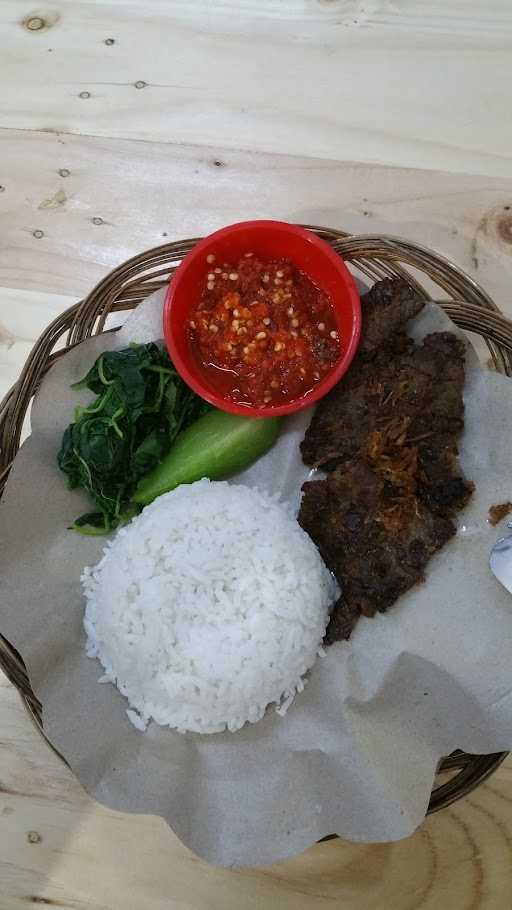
top-left (82, 479), bottom-right (337, 734)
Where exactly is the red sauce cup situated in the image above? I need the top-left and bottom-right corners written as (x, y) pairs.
top-left (164, 220), bottom-right (361, 417)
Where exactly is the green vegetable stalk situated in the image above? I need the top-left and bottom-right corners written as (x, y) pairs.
top-left (133, 410), bottom-right (282, 506)
top-left (58, 343), bottom-right (282, 534)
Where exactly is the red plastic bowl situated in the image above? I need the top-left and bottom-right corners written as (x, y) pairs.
top-left (164, 220), bottom-right (361, 417)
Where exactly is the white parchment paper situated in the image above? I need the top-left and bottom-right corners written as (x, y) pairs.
top-left (1, 289), bottom-right (512, 868)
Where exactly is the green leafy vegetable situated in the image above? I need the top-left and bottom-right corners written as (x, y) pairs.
top-left (58, 343), bottom-right (211, 534)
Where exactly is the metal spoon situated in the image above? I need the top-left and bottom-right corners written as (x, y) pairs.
top-left (489, 521), bottom-right (512, 594)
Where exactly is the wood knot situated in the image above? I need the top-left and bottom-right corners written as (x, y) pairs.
top-left (27, 830), bottom-right (42, 844)
top-left (472, 204), bottom-right (512, 263)
top-left (26, 16), bottom-right (45, 30)
top-left (496, 214), bottom-right (512, 245)
top-left (22, 12), bottom-right (60, 32)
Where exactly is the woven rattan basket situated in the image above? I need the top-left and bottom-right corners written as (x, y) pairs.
top-left (1, 225), bottom-right (510, 816)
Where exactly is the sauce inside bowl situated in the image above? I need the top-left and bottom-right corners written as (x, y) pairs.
top-left (186, 253), bottom-right (341, 408)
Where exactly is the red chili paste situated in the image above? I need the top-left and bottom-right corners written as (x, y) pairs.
top-left (187, 253), bottom-right (340, 407)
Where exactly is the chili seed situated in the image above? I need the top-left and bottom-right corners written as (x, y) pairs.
top-left (274, 278), bottom-right (281, 285)
top-left (232, 319), bottom-right (240, 329)
top-left (287, 307), bottom-right (294, 316)
top-left (222, 272), bottom-right (228, 279)
top-left (243, 346), bottom-right (250, 354)
top-left (237, 327), bottom-right (247, 335)
top-left (330, 330), bottom-right (338, 339)
top-left (229, 272), bottom-right (238, 280)
top-left (190, 320), bottom-right (196, 329)
top-left (262, 274), bottom-right (269, 282)
top-left (263, 317), bottom-right (271, 325)
top-left (276, 270), bottom-right (284, 277)
top-left (263, 395), bottom-right (272, 403)
top-left (314, 371), bottom-right (320, 380)
top-left (318, 322), bottom-right (325, 331)
top-left (255, 331), bottom-right (266, 340)
top-left (214, 267), bottom-right (222, 274)
top-left (233, 309), bottom-right (240, 317)
top-left (209, 323), bottom-right (218, 332)
top-left (291, 330), bottom-right (298, 338)
top-left (207, 282), bottom-right (214, 290)
top-left (207, 272), bottom-right (215, 280)
top-left (274, 342), bottom-right (283, 352)
top-left (206, 254), bottom-right (215, 263)
top-left (244, 252), bottom-right (254, 257)
top-left (270, 380), bottom-right (279, 389)
top-left (291, 318), bottom-right (299, 328)
top-left (300, 367), bottom-right (306, 375)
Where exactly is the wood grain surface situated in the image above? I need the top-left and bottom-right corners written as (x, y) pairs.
top-left (1, 1), bottom-right (512, 177)
top-left (2, 128), bottom-right (512, 299)
top-left (2, 0), bottom-right (512, 904)
top-left (2, 131), bottom-right (512, 404)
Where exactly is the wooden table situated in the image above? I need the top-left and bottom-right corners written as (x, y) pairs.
top-left (2, 3), bottom-right (512, 906)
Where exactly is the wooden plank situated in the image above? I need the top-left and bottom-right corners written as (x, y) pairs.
top-left (0, 669), bottom-right (511, 909)
top-left (1, 128), bottom-right (512, 303)
top-left (2, 2), bottom-right (512, 902)
top-left (0, 1), bottom-right (511, 177)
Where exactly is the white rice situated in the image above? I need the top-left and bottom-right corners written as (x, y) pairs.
top-left (82, 479), bottom-right (337, 734)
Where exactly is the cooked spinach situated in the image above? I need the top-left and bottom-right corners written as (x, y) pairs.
top-left (57, 343), bottom-right (211, 534)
